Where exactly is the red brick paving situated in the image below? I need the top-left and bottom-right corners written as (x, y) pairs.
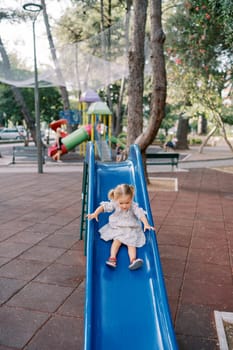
top-left (0, 166), bottom-right (232, 349)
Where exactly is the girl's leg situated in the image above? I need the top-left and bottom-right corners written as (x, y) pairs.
top-left (110, 239), bottom-right (122, 258)
top-left (127, 245), bottom-right (136, 263)
top-left (106, 240), bottom-right (122, 268)
top-left (128, 246), bottom-right (143, 270)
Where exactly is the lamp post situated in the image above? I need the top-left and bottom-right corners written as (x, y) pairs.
top-left (23, 2), bottom-right (43, 174)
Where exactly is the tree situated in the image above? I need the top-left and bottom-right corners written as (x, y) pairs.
top-left (61, 0), bottom-right (129, 136)
top-left (0, 35), bottom-right (36, 141)
top-left (127, 0), bottom-right (148, 147)
top-left (0, 83), bottom-right (63, 127)
top-left (41, 0), bottom-right (70, 112)
top-left (164, 0), bottom-right (233, 152)
top-left (176, 114), bottom-right (190, 149)
top-left (126, 0), bottom-right (167, 182)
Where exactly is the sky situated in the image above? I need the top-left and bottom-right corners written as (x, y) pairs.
top-left (0, 0), bottom-right (73, 68)
top-left (0, 1), bottom-right (131, 90)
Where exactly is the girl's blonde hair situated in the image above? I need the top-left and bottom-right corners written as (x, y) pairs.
top-left (108, 184), bottom-right (134, 200)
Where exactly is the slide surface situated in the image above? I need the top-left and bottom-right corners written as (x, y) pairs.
top-left (84, 143), bottom-right (178, 350)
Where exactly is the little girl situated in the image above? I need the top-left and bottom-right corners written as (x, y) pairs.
top-left (87, 184), bottom-right (155, 270)
top-left (52, 127), bottom-right (63, 162)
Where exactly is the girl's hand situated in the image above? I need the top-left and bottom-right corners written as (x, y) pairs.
top-left (144, 223), bottom-right (155, 232)
top-left (86, 213), bottom-right (99, 221)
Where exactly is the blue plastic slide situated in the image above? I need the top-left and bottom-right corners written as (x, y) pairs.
top-left (84, 142), bottom-right (178, 350)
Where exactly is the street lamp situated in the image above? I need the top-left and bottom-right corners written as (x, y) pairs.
top-left (23, 2), bottom-right (43, 173)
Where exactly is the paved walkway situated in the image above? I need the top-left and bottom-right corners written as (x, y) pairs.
top-left (0, 144), bottom-right (233, 349)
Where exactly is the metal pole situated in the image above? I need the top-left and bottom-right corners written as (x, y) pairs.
top-left (32, 18), bottom-right (43, 173)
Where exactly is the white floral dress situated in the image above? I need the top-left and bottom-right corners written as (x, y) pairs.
top-left (99, 201), bottom-right (147, 247)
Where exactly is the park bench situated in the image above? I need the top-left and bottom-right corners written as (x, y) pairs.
top-left (12, 145), bottom-right (46, 164)
top-left (146, 152), bottom-right (179, 171)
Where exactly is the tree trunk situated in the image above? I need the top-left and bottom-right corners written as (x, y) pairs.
top-left (197, 114), bottom-right (207, 135)
top-left (0, 36), bottom-right (36, 142)
top-left (136, 0), bottom-right (167, 151)
top-left (127, 0), bottom-right (148, 148)
top-left (115, 77), bottom-right (126, 135)
top-left (11, 87), bottom-right (37, 142)
top-left (176, 115), bottom-right (189, 149)
top-left (41, 0), bottom-right (70, 112)
top-left (216, 113), bottom-right (233, 153)
top-left (198, 125), bottom-right (217, 153)
top-left (115, 1), bottom-right (132, 135)
top-left (135, 0), bottom-right (167, 184)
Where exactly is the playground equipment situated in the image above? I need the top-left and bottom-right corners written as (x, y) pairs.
top-left (48, 119), bottom-right (91, 158)
top-left (110, 135), bottom-right (126, 149)
top-left (48, 91), bottom-right (113, 161)
top-left (87, 101), bottom-right (113, 161)
top-left (82, 142), bottom-right (178, 350)
top-left (79, 89), bottom-right (102, 104)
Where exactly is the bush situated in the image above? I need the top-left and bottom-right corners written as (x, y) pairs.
top-left (188, 137), bottom-right (202, 145)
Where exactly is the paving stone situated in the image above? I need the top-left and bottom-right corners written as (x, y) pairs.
top-left (24, 315), bottom-right (83, 350)
top-left (0, 259), bottom-right (48, 281)
top-left (38, 233), bottom-right (78, 249)
top-left (176, 334), bottom-right (219, 350)
top-left (0, 277), bottom-right (26, 304)
top-left (34, 263), bottom-right (85, 287)
top-left (185, 261), bottom-right (232, 285)
top-left (70, 240), bottom-right (85, 251)
top-left (157, 232), bottom-right (191, 247)
top-left (0, 257), bottom-right (10, 268)
top-left (7, 281), bottom-right (74, 313)
top-left (159, 244), bottom-right (188, 261)
top-left (24, 222), bottom-right (61, 234)
top-left (188, 246), bottom-right (230, 266)
top-left (0, 305), bottom-right (49, 348)
top-left (57, 280), bottom-right (85, 317)
top-left (157, 224), bottom-right (193, 236)
top-left (56, 249), bottom-right (86, 267)
top-left (161, 257), bottom-right (186, 279)
top-left (182, 279), bottom-right (233, 309)
top-left (0, 242), bottom-right (31, 258)
top-left (19, 245), bottom-right (66, 262)
top-left (165, 277), bottom-right (183, 300)
top-left (7, 231), bottom-right (49, 244)
top-left (190, 235), bottom-right (228, 249)
top-left (0, 163), bottom-right (232, 349)
top-left (175, 304), bottom-right (217, 338)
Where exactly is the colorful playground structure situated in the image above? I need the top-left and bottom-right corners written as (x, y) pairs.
top-left (48, 90), bottom-right (116, 161)
top-left (48, 119), bottom-right (92, 158)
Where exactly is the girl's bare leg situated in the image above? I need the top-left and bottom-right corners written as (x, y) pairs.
top-left (57, 150), bottom-right (62, 161)
top-left (110, 239), bottom-right (122, 258)
top-left (128, 246), bottom-right (136, 263)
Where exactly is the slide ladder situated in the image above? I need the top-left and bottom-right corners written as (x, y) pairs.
top-left (96, 140), bottom-right (112, 161)
top-left (80, 161), bottom-right (88, 242)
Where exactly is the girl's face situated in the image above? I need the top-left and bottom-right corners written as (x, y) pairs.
top-left (117, 194), bottom-right (132, 211)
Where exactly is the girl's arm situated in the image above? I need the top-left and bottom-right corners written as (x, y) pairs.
top-left (140, 215), bottom-right (155, 232)
top-left (87, 205), bottom-right (104, 222)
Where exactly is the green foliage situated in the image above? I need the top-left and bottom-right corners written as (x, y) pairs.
top-left (164, 0), bottom-right (233, 131)
top-left (55, 0), bottom-right (125, 45)
top-left (188, 137), bottom-right (202, 145)
top-left (221, 107), bottom-right (233, 125)
top-left (99, 83), bottom-right (120, 105)
top-left (0, 83), bottom-right (63, 126)
top-left (161, 104), bottom-right (179, 134)
top-left (158, 133), bottom-right (166, 143)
